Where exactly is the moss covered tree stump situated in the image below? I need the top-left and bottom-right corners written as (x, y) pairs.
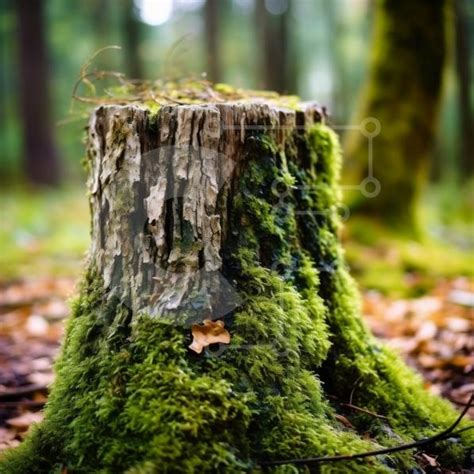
top-left (3, 98), bottom-right (472, 473)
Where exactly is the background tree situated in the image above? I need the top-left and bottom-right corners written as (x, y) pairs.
top-left (204, 0), bottom-right (220, 82)
top-left (123, 0), bottom-right (143, 79)
top-left (344, 0), bottom-right (447, 233)
top-left (255, 0), bottom-right (296, 93)
top-left (15, 0), bottom-right (59, 185)
top-left (454, 0), bottom-right (473, 178)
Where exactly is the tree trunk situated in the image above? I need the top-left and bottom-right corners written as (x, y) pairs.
top-left (454, 0), bottom-right (474, 177)
top-left (123, 0), bottom-right (143, 79)
top-left (16, 0), bottom-right (60, 186)
top-left (343, 0), bottom-right (447, 234)
top-left (255, 0), bottom-right (295, 93)
top-left (3, 99), bottom-right (471, 472)
top-left (204, 0), bottom-right (220, 83)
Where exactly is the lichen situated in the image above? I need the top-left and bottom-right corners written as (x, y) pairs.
top-left (2, 123), bottom-right (472, 474)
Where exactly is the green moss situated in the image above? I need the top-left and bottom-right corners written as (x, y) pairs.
top-left (0, 187), bottom-right (89, 279)
top-left (91, 80), bottom-right (305, 112)
top-left (2, 124), bottom-right (472, 473)
top-left (344, 215), bottom-right (474, 297)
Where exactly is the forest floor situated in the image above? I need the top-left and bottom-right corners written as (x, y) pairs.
top-left (0, 188), bottom-right (473, 461)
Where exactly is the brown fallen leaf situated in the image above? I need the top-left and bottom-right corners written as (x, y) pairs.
top-left (189, 319), bottom-right (230, 354)
top-left (334, 414), bottom-right (355, 429)
top-left (27, 371), bottom-right (55, 386)
top-left (420, 453), bottom-right (438, 467)
top-left (0, 427), bottom-right (16, 445)
top-left (0, 429), bottom-right (20, 450)
top-left (6, 411), bottom-right (44, 431)
top-left (448, 355), bottom-right (474, 368)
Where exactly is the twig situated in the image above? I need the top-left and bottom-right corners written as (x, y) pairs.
top-left (349, 375), bottom-right (363, 405)
top-left (448, 397), bottom-right (473, 407)
top-left (340, 403), bottom-right (388, 420)
top-left (453, 425), bottom-right (474, 435)
top-left (260, 394), bottom-right (474, 467)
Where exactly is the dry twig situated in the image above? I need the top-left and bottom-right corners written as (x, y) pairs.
top-left (261, 394), bottom-right (474, 467)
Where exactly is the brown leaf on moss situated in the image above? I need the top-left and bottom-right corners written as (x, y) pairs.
top-left (188, 319), bottom-right (230, 354)
top-left (334, 414), bottom-right (355, 429)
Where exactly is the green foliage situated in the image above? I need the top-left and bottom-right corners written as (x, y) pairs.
top-left (2, 124), bottom-right (471, 473)
top-left (344, 215), bottom-right (474, 296)
top-left (0, 187), bottom-right (89, 279)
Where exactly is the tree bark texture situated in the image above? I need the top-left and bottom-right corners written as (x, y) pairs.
top-left (3, 100), bottom-right (472, 473)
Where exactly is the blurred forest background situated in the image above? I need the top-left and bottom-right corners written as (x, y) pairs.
top-left (1, 0), bottom-right (474, 447)
top-left (0, 0), bottom-right (473, 284)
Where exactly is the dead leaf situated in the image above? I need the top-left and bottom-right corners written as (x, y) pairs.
top-left (334, 414), bottom-right (355, 429)
top-left (445, 317), bottom-right (471, 332)
top-left (0, 427), bottom-right (20, 450)
top-left (0, 428), bottom-right (16, 444)
top-left (27, 371), bottom-right (55, 386)
top-left (448, 289), bottom-right (474, 308)
top-left (421, 453), bottom-right (438, 467)
top-left (189, 319), bottom-right (230, 354)
top-left (6, 411), bottom-right (44, 431)
top-left (414, 321), bottom-right (437, 342)
top-left (25, 315), bottom-right (49, 336)
top-left (448, 355), bottom-right (474, 368)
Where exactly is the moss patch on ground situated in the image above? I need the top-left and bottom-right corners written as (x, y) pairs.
top-left (0, 187), bottom-right (89, 280)
top-left (343, 215), bottom-right (474, 297)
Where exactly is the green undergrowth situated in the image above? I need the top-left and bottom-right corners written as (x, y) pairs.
top-left (343, 215), bottom-right (474, 296)
top-left (0, 187), bottom-right (89, 280)
top-left (2, 124), bottom-right (472, 473)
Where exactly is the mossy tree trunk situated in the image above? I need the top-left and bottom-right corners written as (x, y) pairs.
top-left (344, 0), bottom-right (447, 233)
top-left (3, 100), bottom-right (471, 473)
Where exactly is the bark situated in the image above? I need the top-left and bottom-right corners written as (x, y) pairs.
top-left (344, 0), bottom-right (447, 233)
top-left (15, 0), bottom-right (60, 186)
top-left (3, 99), bottom-right (472, 473)
top-left (86, 102), bottom-right (321, 321)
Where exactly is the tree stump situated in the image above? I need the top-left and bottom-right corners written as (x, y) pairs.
top-left (3, 98), bottom-right (472, 473)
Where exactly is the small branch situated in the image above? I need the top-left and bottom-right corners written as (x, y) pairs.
top-left (340, 403), bottom-right (388, 420)
top-left (453, 426), bottom-right (474, 435)
top-left (448, 397), bottom-right (473, 407)
top-left (349, 375), bottom-right (363, 405)
top-left (260, 394), bottom-right (474, 467)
